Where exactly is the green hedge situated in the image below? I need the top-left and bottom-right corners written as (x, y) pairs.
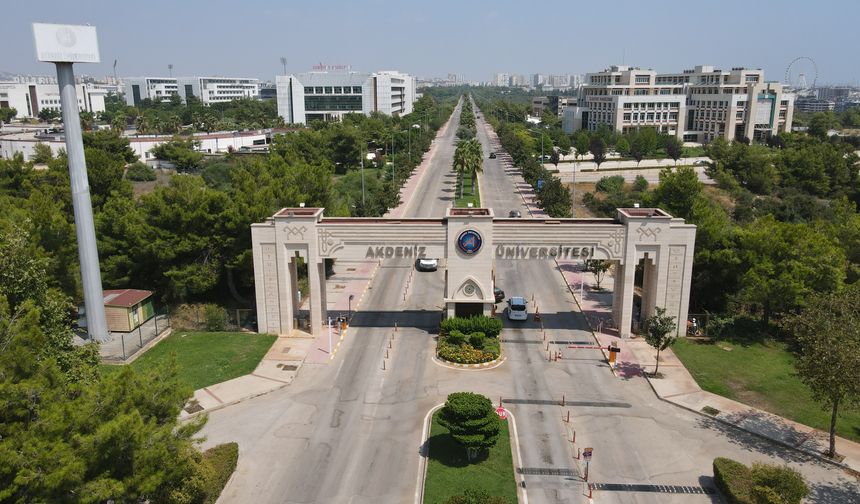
top-left (203, 442), bottom-right (239, 504)
top-left (713, 458), bottom-right (808, 504)
top-left (713, 457), bottom-right (753, 504)
top-left (441, 316), bottom-right (502, 338)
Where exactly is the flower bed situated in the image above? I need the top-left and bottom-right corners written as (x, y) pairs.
top-left (437, 317), bottom-right (502, 364)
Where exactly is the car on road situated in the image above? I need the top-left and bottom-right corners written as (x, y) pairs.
top-left (507, 296), bottom-right (528, 321)
top-left (415, 258), bottom-right (438, 272)
top-left (693, 160), bottom-right (709, 166)
top-left (494, 287), bottom-right (505, 303)
top-left (489, 152), bottom-right (496, 159)
top-left (508, 210), bottom-right (522, 218)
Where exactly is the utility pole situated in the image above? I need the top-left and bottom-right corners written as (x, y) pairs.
top-left (33, 23), bottom-right (110, 342)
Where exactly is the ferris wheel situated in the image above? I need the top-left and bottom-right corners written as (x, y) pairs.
top-left (784, 57), bottom-right (818, 91)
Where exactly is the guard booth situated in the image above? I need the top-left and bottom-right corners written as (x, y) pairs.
top-left (251, 207), bottom-right (696, 338)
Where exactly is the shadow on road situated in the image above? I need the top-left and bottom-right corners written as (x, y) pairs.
top-left (348, 309), bottom-right (441, 331)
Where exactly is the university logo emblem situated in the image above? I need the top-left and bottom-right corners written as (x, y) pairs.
top-left (457, 230), bottom-right (482, 255)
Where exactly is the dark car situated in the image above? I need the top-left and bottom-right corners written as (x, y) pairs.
top-left (493, 287), bottom-right (505, 303)
top-left (508, 210), bottom-right (522, 218)
top-left (489, 152), bottom-right (496, 159)
top-left (415, 258), bottom-right (439, 272)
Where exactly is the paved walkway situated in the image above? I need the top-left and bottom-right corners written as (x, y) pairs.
top-left (556, 263), bottom-right (860, 474)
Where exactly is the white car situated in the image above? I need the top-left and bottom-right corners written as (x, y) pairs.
top-left (415, 258), bottom-right (438, 272)
top-left (507, 296), bottom-right (528, 321)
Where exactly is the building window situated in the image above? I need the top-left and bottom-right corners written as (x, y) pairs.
top-left (334, 87), bottom-right (342, 94)
top-left (306, 87), bottom-right (315, 94)
top-left (623, 113), bottom-right (631, 120)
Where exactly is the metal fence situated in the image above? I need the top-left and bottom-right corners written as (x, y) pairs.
top-left (99, 313), bottom-right (171, 362)
top-left (169, 304), bottom-right (257, 333)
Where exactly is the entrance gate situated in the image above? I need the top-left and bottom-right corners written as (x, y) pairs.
top-left (251, 207), bottom-right (695, 338)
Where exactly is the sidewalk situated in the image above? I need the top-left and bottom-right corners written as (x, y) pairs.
top-left (556, 265), bottom-right (860, 474)
top-left (180, 330), bottom-right (312, 419)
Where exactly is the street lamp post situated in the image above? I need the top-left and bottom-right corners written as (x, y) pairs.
top-left (33, 23), bottom-right (110, 342)
top-left (348, 294), bottom-right (354, 322)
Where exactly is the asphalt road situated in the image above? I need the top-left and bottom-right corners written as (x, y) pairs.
top-left (201, 101), bottom-right (860, 504)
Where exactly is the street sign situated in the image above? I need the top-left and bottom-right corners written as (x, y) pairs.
top-left (583, 447), bottom-right (593, 461)
top-left (496, 406), bottom-right (507, 420)
top-left (33, 23), bottom-right (100, 63)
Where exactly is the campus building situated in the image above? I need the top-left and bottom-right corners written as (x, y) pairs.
top-left (275, 70), bottom-right (416, 125)
top-left (0, 81), bottom-right (106, 119)
top-left (176, 77), bottom-right (260, 104)
top-left (562, 65), bottom-right (795, 143)
top-left (124, 76), bottom-right (260, 106)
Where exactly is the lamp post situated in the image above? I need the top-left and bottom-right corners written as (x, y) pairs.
top-left (348, 294), bottom-right (354, 322)
top-left (33, 23), bottom-right (110, 342)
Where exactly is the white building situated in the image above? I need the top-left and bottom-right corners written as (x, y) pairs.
top-left (493, 73), bottom-right (510, 87)
top-left (124, 77), bottom-right (179, 106)
top-left (0, 126), bottom-right (273, 163)
top-left (275, 70), bottom-right (415, 125)
top-left (177, 77), bottom-right (260, 104)
top-left (0, 82), bottom-right (106, 119)
top-left (562, 65), bottom-right (794, 143)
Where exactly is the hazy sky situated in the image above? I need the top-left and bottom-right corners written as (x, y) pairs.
top-left (4, 0), bottom-right (859, 85)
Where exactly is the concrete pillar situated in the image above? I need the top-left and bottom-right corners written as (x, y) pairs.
top-left (309, 260), bottom-right (324, 336)
top-left (613, 261), bottom-right (636, 338)
top-left (641, 256), bottom-right (658, 320)
top-left (278, 249), bottom-right (295, 335)
top-left (288, 259), bottom-right (299, 317)
top-left (317, 261), bottom-right (328, 321)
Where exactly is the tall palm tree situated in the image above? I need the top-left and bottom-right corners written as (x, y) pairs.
top-left (466, 139), bottom-right (483, 195)
top-left (453, 142), bottom-right (468, 199)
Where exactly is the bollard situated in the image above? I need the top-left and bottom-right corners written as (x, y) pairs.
top-left (386, 349), bottom-right (389, 358)
top-left (395, 322), bottom-right (398, 332)
top-left (500, 396), bottom-right (503, 407)
top-left (545, 341), bottom-right (549, 350)
top-left (382, 359), bottom-right (386, 370)
top-left (543, 330), bottom-right (546, 341)
top-left (389, 340), bottom-right (392, 349)
top-left (576, 447), bottom-right (580, 459)
top-left (587, 483), bottom-right (592, 499)
top-left (562, 395), bottom-right (565, 407)
top-left (566, 410), bottom-right (570, 423)
top-left (547, 351), bottom-right (551, 361)
top-left (573, 430), bottom-right (576, 443)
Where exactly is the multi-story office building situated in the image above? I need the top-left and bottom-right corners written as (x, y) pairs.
top-left (563, 65), bottom-right (794, 143)
top-left (532, 74), bottom-right (547, 87)
top-left (795, 97), bottom-right (835, 113)
top-left (125, 76), bottom-right (259, 106)
top-left (177, 77), bottom-right (260, 104)
top-left (275, 70), bottom-right (416, 125)
top-left (124, 77), bottom-right (179, 106)
top-left (0, 81), bottom-right (106, 119)
top-left (510, 74), bottom-right (528, 87)
top-left (494, 73), bottom-right (510, 87)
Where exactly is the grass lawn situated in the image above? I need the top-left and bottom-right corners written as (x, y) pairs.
top-left (673, 338), bottom-right (860, 442)
top-left (455, 173), bottom-right (481, 208)
top-left (103, 332), bottom-right (277, 390)
top-left (424, 411), bottom-right (517, 504)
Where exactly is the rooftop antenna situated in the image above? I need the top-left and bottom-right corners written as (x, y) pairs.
top-left (622, 48), bottom-right (626, 66)
top-left (168, 63), bottom-right (173, 77)
top-left (112, 59), bottom-right (117, 84)
top-left (280, 56), bottom-right (287, 75)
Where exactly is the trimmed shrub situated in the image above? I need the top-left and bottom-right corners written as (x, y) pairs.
top-left (749, 463), bottom-right (808, 504)
top-left (713, 457), bottom-right (753, 504)
top-left (202, 442), bottom-right (239, 504)
top-left (438, 392), bottom-right (500, 459)
top-left (447, 330), bottom-right (466, 346)
top-left (441, 316), bottom-right (502, 338)
top-left (125, 161), bottom-right (157, 181)
top-left (468, 332), bottom-right (486, 349)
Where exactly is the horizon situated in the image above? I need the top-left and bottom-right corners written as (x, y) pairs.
top-left (2, 0), bottom-right (858, 86)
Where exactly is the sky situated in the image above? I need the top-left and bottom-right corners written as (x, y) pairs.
top-left (4, 0), bottom-right (860, 85)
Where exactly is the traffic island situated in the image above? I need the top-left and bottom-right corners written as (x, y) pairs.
top-left (435, 316), bottom-right (504, 368)
top-left (420, 394), bottom-right (519, 504)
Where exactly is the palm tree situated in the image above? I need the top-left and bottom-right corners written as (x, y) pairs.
top-left (453, 142), bottom-right (468, 199)
top-left (466, 139), bottom-right (483, 195)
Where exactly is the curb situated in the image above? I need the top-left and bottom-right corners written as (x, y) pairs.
top-left (431, 353), bottom-right (506, 371)
top-left (415, 404), bottom-right (527, 504)
top-left (642, 375), bottom-right (860, 477)
top-left (181, 381), bottom-right (292, 421)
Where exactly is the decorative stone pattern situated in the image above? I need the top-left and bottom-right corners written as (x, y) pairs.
top-left (261, 243), bottom-right (280, 331)
top-left (664, 245), bottom-right (686, 321)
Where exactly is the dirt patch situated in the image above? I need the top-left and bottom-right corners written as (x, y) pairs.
top-left (726, 379), bottom-right (770, 410)
top-left (131, 169), bottom-right (174, 198)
